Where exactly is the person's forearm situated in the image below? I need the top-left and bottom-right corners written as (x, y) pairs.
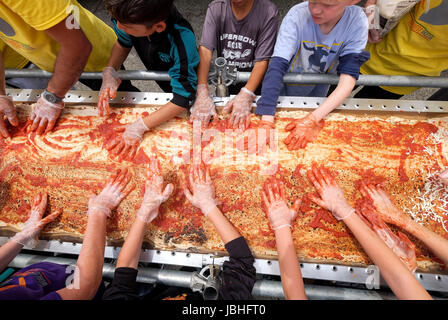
top-left (107, 42), bottom-right (132, 70)
top-left (57, 212), bottom-right (107, 300)
top-left (0, 240), bottom-right (23, 273)
top-left (116, 218), bottom-right (146, 269)
top-left (46, 39), bottom-right (92, 98)
top-left (343, 212), bottom-right (432, 299)
top-left (206, 206), bottom-right (241, 244)
top-left (197, 46), bottom-right (213, 85)
top-left (405, 219), bottom-right (448, 266)
top-left (311, 74), bottom-right (356, 121)
top-left (274, 227), bottom-right (307, 300)
top-left (142, 102), bottom-right (185, 130)
top-left (244, 61), bottom-right (268, 93)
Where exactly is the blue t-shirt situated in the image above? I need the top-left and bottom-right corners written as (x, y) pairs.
top-left (274, 2), bottom-right (368, 97)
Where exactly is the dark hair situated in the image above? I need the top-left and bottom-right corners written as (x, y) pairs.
top-left (104, 0), bottom-right (174, 26)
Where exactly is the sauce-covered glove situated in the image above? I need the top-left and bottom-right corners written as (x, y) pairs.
top-left (30, 97), bottom-right (64, 135)
top-left (307, 164), bottom-right (354, 220)
top-left (222, 87), bottom-right (255, 131)
top-left (283, 113), bottom-right (324, 150)
top-left (105, 117), bottom-right (149, 161)
top-left (0, 95), bottom-right (19, 138)
top-left (98, 67), bottom-right (121, 117)
top-left (137, 157), bottom-right (174, 223)
top-left (184, 165), bottom-right (220, 216)
top-left (262, 178), bottom-right (301, 230)
top-left (87, 169), bottom-right (134, 218)
top-left (189, 84), bottom-right (217, 129)
top-left (360, 183), bottom-right (410, 229)
top-left (11, 193), bottom-right (62, 248)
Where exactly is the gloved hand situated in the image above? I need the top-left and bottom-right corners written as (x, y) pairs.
top-left (11, 193), bottom-right (62, 248)
top-left (439, 169), bottom-right (448, 186)
top-left (237, 119), bottom-right (276, 155)
top-left (184, 165), bottom-right (220, 216)
top-left (222, 87), bottom-right (255, 130)
top-left (105, 117), bottom-right (149, 161)
top-left (307, 164), bottom-right (354, 220)
top-left (360, 183), bottom-right (411, 228)
top-left (98, 67), bottom-right (121, 116)
top-left (283, 113), bottom-right (323, 150)
top-left (262, 178), bottom-right (301, 231)
top-left (0, 95), bottom-right (19, 138)
top-left (87, 169), bottom-right (134, 218)
top-left (30, 97), bottom-right (64, 135)
top-left (189, 84), bottom-right (217, 129)
top-left (364, 0), bottom-right (383, 44)
top-left (137, 157), bottom-right (174, 223)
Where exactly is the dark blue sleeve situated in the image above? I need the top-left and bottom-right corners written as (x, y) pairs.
top-left (219, 237), bottom-right (256, 300)
top-left (112, 19), bottom-right (133, 48)
top-left (40, 292), bottom-right (62, 300)
top-left (254, 56), bottom-right (290, 116)
top-left (337, 51), bottom-right (370, 80)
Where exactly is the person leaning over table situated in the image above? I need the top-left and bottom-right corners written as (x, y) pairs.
top-left (98, 0), bottom-right (200, 162)
top-left (354, 0), bottom-right (448, 100)
top-left (306, 164), bottom-right (432, 300)
top-left (0, 169), bottom-right (134, 300)
top-left (102, 160), bottom-right (257, 300)
top-left (0, 0), bottom-right (137, 139)
top-left (189, 0), bottom-right (280, 130)
top-left (253, 0), bottom-right (370, 152)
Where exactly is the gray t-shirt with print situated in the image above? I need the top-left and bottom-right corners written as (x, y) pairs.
top-left (200, 0), bottom-right (279, 72)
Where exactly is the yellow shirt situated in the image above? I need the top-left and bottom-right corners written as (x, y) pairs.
top-left (0, 38), bottom-right (28, 69)
top-left (0, 0), bottom-right (117, 72)
top-left (361, 0), bottom-right (448, 95)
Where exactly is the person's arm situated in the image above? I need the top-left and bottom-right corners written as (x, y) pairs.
top-left (275, 227), bottom-right (307, 300)
top-left (189, 46), bottom-right (217, 128)
top-left (261, 178), bottom-right (306, 300)
top-left (105, 103), bottom-right (184, 161)
top-left (184, 165), bottom-right (257, 299)
top-left (0, 193), bottom-right (61, 273)
top-left (56, 170), bottom-right (134, 300)
top-left (44, 17), bottom-right (92, 98)
top-left (360, 183), bottom-right (448, 266)
top-left (116, 158), bottom-right (173, 269)
top-left (307, 164), bottom-right (432, 300)
top-left (29, 17), bottom-right (93, 135)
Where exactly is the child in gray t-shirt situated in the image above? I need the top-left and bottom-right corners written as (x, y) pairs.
top-left (190, 0), bottom-right (279, 130)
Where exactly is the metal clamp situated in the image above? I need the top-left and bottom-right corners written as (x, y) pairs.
top-left (190, 264), bottom-right (221, 300)
top-left (208, 58), bottom-right (237, 97)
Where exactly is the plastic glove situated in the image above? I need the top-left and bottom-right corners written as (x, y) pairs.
top-left (105, 117), bottom-right (149, 161)
top-left (0, 95), bottom-right (19, 138)
top-left (364, 4), bottom-right (383, 43)
top-left (11, 193), bottom-right (62, 247)
top-left (360, 183), bottom-right (410, 228)
top-left (184, 165), bottom-right (220, 216)
top-left (237, 119), bottom-right (276, 155)
top-left (439, 169), bottom-right (448, 186)
top-left (222, 87), bottom-right (255, 131)
top-left (137, 157), bottom-right (174, 223)
top-left (87, 168), bottom-right (134, 218)
top-left (189, 84), bottom-right (217, 128)
top-left (262, 179), bottom-right (301, 231)
top-left (30, 97), bottom-right (64, 135)
top-left (283, 113), bottom-right (324, 150)
top-left (307, 164), bottom-right (354, 220)
top-left (98, 67), bottom-right (121, 116)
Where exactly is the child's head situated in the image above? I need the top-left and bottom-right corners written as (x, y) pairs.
top-left (308, 0), bottom-right (360, 26)
top-left (105, 0), bottom-right (174, 37)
